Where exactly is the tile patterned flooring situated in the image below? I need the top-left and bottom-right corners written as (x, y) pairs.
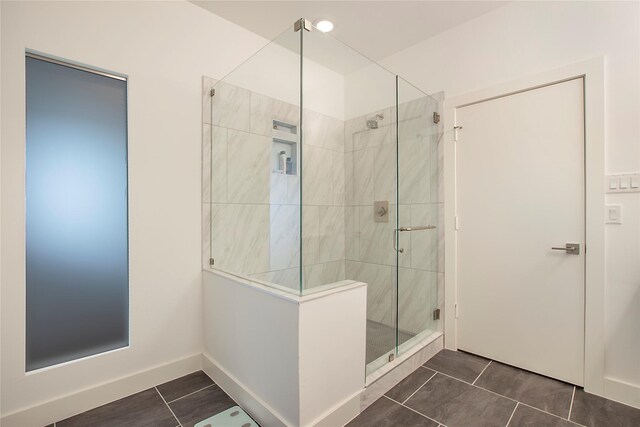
top-left (45, 350), bottom-right (640, 427)
top-left (49, 371), bottom-right (237, 427)
top-left (348, 349), bottom-right (640, 427)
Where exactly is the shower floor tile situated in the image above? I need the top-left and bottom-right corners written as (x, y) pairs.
top-left (350, 349), bottom-right (640, 427)
top-left (366, 319), bottom-right (415, 364)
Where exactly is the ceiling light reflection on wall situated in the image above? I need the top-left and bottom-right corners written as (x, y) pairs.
top-left (315, 20), bottom-right (334, 33)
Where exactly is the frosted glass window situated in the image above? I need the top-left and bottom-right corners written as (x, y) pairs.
top-left (26, 55), bottom-right (129, 371)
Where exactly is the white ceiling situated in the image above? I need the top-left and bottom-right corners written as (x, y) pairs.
top-left (192, 1), bottom-right (508, 71)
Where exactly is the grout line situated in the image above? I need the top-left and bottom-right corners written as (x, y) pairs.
top-left (155, 387), bottom-right (182, 427)
top-left (472, 360), bottom-right (492, 385)
top-left (384, 395), bottom-right (445, 427)
top-left (166, 384), bottom-right (215, 404)
top-left (505, 402), bottom-right (518, 427)
top-left (516, 401), bottom-right (586, 426)
top-left (568, 386), bottom-right (576, 420)
top-left (402, 370), bottom-right (437, 405)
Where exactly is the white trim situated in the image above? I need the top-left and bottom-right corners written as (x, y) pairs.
top-left (203, 268), bottom-right (365, 304)
top-left (443, 57), bottom-right (606, 395)
top-left (201, 353), bottom-right (289, 427)
top-left (0, 353), bottom-right (202, 427)
top-left (603, 377), bottom-right (640, 409)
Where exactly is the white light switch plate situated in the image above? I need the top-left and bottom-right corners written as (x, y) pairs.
top-left (606, 173), bottom-right (640, 193)
top-left (605, 205), bottom-right (622, 224)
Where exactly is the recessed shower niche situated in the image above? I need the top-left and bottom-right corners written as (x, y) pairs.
top-left (272, 120), bottom-right (297, 175)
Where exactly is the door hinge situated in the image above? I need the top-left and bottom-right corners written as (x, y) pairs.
top-left (455, 216), bottom-right (460, 230)
top-left (454, 125), bottom-right (462, 142)
top-left (209, 258), bottom-right (215, 267)
top-left (433, 308), bottom-right (441, 320)
top-left (433, 112), bottom-right (441, 124)
top-left (455, 303), bottom-right (459, 319)
top-left (210, 88), bottom-right (216, 97)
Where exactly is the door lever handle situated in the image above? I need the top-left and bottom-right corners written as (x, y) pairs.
top-left (551, 243), bottom-right (580, 255)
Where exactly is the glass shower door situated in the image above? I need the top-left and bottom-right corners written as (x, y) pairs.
top-left (396, 77), bottom-right (442, 356)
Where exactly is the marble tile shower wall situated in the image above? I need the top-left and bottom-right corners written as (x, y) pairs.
top-left (344, 94), bottom-right (445, 335)
top-left (202, 77), bottom-right (346, 292)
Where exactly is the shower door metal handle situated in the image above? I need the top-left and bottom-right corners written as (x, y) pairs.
top-left (551, 243), bottom-right (580, 255)
top-left (394, 225), bottom-right (436, 253)
top-left (399, 225), bottom-right (436, 232)
top-left (393, 231), bottom-right (404, 253)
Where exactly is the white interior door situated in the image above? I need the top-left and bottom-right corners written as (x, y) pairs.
top-left (456, 78), bottom-right (585, 386)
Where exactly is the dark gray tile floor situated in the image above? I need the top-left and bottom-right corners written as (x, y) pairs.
top-left (474, 361), bottom-right (574, 418)
top-left (348, 349), bottom-right (640, 427)
top-left (423, 348), bottom-right (490, 383)
top-left (570, 388), bottom-right (640, 427)
top-left (51, 370), bottom-right (241, 427)
top-left (346, 396), bottom-right (439, 427)
top-left (44, 354), bottom-right (640, 427)
top-left (56, 388), bottom-right (177, 427)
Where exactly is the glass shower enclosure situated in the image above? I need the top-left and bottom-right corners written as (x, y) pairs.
top-left (203, 19), bottom-right (443, 376)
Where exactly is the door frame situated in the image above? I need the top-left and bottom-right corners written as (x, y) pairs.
top-left (443, 57), bottom-right (605, 394)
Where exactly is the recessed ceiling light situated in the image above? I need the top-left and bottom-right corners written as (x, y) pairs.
top-left (315, 20), bottom-right (334, 33)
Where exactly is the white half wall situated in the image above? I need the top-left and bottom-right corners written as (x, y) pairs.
top-left (298, 283), bottom-right (367, 426)
top-left (378, 0), bottom-right (640, 401)
top-left (203, 270), bottom-right (366, 427)
top-left (203, 270), bottom-right (301, 426)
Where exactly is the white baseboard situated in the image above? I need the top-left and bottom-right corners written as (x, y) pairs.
top-left (201, 353), bottom-right (290, 426)
top-left (312, 390), bottom-right (361, 427)
top-left (0, 353), bottom-right (202, 427)
top-left (201, 353), bottom-right (371, 427)
top-left (603, 377), bottom-right (640, 409)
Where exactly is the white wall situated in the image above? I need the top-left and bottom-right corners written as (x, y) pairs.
top-left (220, 31), bottom-right (345, 119)
top-left (379, 0), bottom-right (640, 396)
top-left (0, 0), bottom-right (282, 418)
